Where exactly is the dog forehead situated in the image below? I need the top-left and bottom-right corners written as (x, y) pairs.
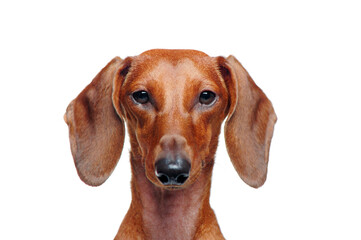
top-left (130, 50), bottom-right (221, 85)
top-left (140, 49), bottom-right (210, 59)
top-left (146, 59), bottom-right (205, 81)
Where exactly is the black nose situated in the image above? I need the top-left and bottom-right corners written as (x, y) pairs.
top-left (155, 158), bottom-right (191, 186)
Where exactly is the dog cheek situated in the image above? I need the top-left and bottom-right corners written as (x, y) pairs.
top-left (202, 119), bottom-right (223, 161)
top-left (191, 123), bottom-right (212, 160)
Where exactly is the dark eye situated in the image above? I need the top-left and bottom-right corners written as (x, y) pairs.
top-left (132, 90), bottom-right (150, 104)
top-left (199, 91), bottom-right (216, 105)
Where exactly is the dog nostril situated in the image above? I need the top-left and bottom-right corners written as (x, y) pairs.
top-left (157, 173), bottom-right (170, 185)
top-left (175, 173), bottom-right (189, 184)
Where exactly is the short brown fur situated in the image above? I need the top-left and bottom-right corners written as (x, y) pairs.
top-left (65, 49), bottom-right (276, 239)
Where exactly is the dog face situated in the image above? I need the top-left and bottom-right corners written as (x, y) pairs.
top-left (112, 49), bottom-right (229, 189)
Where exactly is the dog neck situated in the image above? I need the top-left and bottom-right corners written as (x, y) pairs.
top-left (121, 155), bottom-right (222, 240)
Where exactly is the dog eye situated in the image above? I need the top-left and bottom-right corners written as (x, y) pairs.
top-left (199, 91), bottom-right (216, 105)
top-left (132, 90), bottom-right (150, 104)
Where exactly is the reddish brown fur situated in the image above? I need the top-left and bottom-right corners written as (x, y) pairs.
top-left (65, 49), bottom-right (277, 239)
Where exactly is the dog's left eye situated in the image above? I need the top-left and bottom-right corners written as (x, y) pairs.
top-left (132, 90), bottom-right (150, 104)
top-left (199, 91), bottom-right (216, 105)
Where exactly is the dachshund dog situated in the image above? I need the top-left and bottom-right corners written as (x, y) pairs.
top-left (64, 49), bottom-right (277, 239)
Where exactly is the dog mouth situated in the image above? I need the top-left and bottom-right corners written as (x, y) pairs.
top-left (163, 185), bottom-right (186, 191)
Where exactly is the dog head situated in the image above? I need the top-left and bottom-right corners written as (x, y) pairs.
top-left (65, 49), bottom-right (276, 189)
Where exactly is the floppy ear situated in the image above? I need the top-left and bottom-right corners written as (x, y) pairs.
top-left (218, 55), bottom-right (277, 188)
top-left (64, 57), bottom-right (128, 186)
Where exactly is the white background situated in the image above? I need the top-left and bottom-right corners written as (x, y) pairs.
top-left (1, 0), bottom-right (360, 239)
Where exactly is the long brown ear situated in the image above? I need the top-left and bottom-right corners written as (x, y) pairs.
top-left (64, 57), bottom-right (126, 186)
top-left (218, 55), bottom-right (277, 188)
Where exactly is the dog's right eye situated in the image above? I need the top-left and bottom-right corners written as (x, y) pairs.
top-left (132, 90), bottom-right (150, 104)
